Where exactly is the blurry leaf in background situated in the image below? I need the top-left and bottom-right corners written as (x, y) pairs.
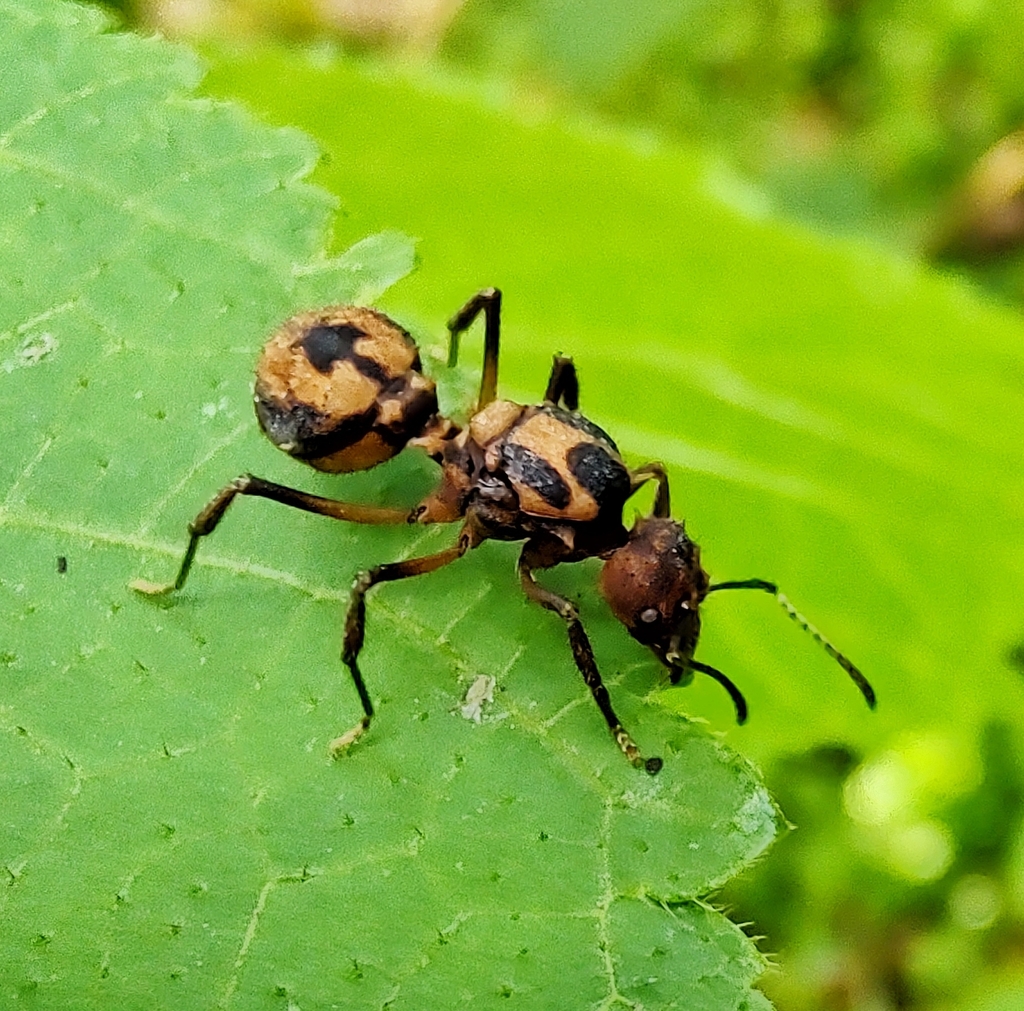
top-left (443, 0), bottom-right (1024, 250)
top-left (109, 0), bottom-right (1024, 301)
top-left (451, 0), bottom-right (691, 89)
top-left (0, 2), bottom-right (780, 1007)
top-left (723, 723), bottom-right (1024, 1010)
top-left (928, 130), bottom-right (1024, 306)
top-left (930, 131), bottom-right (1024, 262)
top-left (125, 0), bottom-right (467, 48)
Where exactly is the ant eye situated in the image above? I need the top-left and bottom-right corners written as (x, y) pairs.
top-left (640, 607), bottom-right (659, 624)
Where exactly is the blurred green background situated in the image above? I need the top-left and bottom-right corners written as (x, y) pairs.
top-left (108, 0), bottom-right (1024, 304)
top-left (90, 1), bottom-right (1024, 1008)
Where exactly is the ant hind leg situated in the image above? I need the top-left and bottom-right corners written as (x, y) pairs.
top-left (130, 474), bottom-right (411, 596)
top-left (447, 288), bottom-right (502, 410)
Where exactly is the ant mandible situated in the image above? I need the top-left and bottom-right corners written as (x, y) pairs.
top-left (133, 289), bottom-right (875, 774)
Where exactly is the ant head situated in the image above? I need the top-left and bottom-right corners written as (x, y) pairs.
top-left (599, 516), bottom-right (709, 677)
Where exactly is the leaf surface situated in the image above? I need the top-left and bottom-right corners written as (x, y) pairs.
top-left (0, 4), bottom-right (779, 1008)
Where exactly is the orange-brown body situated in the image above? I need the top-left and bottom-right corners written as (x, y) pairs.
top-left (414, 400), bottom-right (633, 557)
top-left (254, 306), bottom-right (439, 473)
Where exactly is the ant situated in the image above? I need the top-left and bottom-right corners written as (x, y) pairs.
top-left (133, 289), bottom-right (875, 774)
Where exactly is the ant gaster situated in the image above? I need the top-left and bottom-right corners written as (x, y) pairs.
top-left (133, 289), bottom-right (875, 774)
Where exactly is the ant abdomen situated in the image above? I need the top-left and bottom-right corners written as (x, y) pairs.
top-left (254, 306), bottom-right (439, 473)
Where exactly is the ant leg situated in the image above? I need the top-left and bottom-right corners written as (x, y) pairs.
top-left (629, 462), bottom-right (671, 518)
top-left (331, 528), bottom-right (472, 756)
top-left (543, 355), bottom-right (579, 411)
top-left (446, 288), bottom-right (502, 409)
top-left (708, 579), bottom-right (876, 708)
top-left (518, 548), bottom-right (662, 774)
top-left (131, 474), bottom-right (411, 596)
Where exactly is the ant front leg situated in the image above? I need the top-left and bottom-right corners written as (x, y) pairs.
top-left (518, 545), bottom-right (662, 774)
top-left (330, 528), bottom-right (472, 757)
top-left (543, 355), bottom-right (579, 411)
top-left (446, 288), bottom-right (502, 410)
top-left (131, 475), bottom-right (411, 596)
top-left (629, 462), bottom-right (671, 518)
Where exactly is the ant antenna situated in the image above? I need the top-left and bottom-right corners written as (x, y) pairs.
top-left (667, 631), bottom-right (748, 723)
top-left (708, 579), bottom-right (876, 708)
top-left (688, 660), bottom-right (748, 724)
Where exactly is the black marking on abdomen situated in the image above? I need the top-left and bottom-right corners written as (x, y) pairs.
top-left (255, 396), bottom-right (375, 459)
top-left (567, 442), bottom-right (631, 508)
top-left (301, 324), bottom-right (364, 373)
top-left (501, 442), bottom-right (571, 509)
top-left (300, 324), bottom-right (389, 384)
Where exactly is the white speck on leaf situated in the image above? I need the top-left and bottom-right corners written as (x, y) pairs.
top-left (2, 333), bottom-right (58, 373)
top-left (201, 397), bottom-right (231, 419)
top-left (733, 786), bottom-right (776, 837)
top-left (460, 675), bottom-right (495, 722)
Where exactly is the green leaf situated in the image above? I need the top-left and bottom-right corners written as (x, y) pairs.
top-left (959, 978), bottom-right (1024, 1011)
top-left (0, 3), bottom-right (778, 1008)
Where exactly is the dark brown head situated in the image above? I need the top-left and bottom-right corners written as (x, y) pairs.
top-left (599, 516), bottom-right (709, 678)
top-left (254, 306), bottom-right (440, 473)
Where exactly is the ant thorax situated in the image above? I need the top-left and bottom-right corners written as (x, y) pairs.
top-left (413, 399), bottom-right (634, 555)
